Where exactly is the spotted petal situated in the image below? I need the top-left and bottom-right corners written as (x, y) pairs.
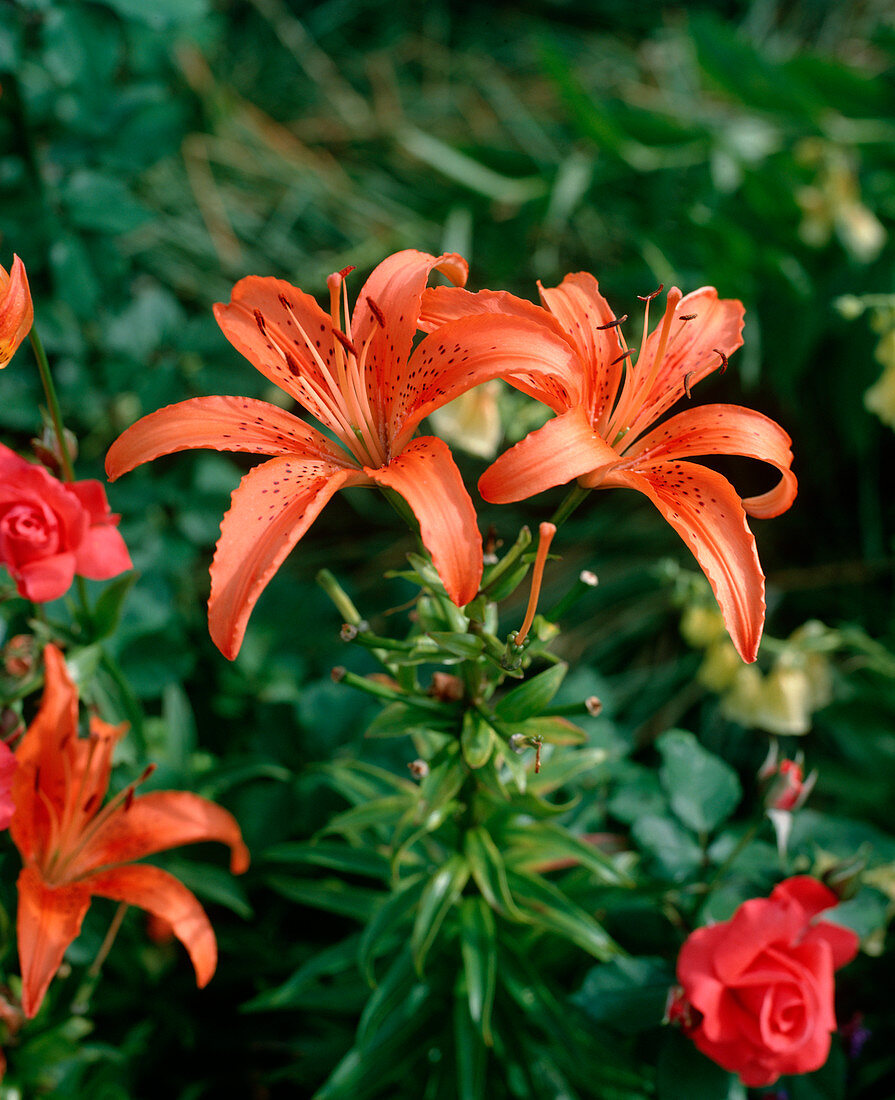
top-left (350, 250), bottom-right (468, 435)
top-left (106, 395), bottom-right (341, 480)
top-left (602, 461), bottom-right (765, 662)
top-left (623, 404), bottom-right (797, 519)
top-left (395, 313), bottom-right (585, 448)
top-left (70, 790), bottom-right (249, 881)
top-left (367, 436), bottom-right (482, 607)
top-left (214, 278), bottom-right (345, 433)
top-left (209, 456), bottom-right (366, 659)
top-left (537, 273), bottom-right (625, 426)
top-left (478, 407), bottom-right (620, 504)
top-left (629, 288), bottom-right (745, 437)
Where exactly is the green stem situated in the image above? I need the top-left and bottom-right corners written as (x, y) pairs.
top-left (29, 327), bottom-right (76, 483)
top-left (70, 901), bottom-right (128, 1014)
top-left (548, 485), bottom-right (589, 530)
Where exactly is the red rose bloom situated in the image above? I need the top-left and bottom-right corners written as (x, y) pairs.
top-left (0, 444), bottom-right (132, 602)
top-left (676, 876), bottom-right (859, 1086)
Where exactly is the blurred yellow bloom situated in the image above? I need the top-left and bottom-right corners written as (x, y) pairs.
top-left (428, 379), bottom-right (504, 459)
top-left (865, 328), bottom-right (895, 430)
top-left (0, 256), bottom-right (33, 369)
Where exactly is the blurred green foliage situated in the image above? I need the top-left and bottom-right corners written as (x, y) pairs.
top-left (1, 0), bottom-right (894, 1096)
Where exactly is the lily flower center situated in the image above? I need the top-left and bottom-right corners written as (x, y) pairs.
top-left (604, 284), bottom-right (683, 448)
top-left (38, 735), bottom-right (156, 886)
top-left (253, 268), bottom-right (387, 469)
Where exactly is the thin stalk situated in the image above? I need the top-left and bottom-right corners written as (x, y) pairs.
top-left (70, 901), bottom-right (129, 1014)
top-left (548, 485), bottom-right (589, 530)
top-left (29, 327), bottom-right (75, 482)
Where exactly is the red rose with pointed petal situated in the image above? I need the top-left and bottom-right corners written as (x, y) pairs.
top-left (675, 876), bottom-right (859, 1086)
top-left (0, 445), bottom-right (131, 602)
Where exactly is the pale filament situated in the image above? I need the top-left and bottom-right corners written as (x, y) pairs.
top-left (605, 287), bottom-right (682, 448)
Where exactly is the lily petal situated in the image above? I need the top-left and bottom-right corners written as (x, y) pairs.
top-left (208, 456), bottom-right (366, 659)
top-left (622, 404), bottom-right (797, 519)
top-left (537, 273), bottom-right (625, 425)
top-left (86, 864), bottom-right (218, 988)
top-left (602, 461), bottom-right (765, 662)
top-left (478, 407), bottom-right (620, 504)
top-left (366, 436), bottom-right (482, 606)
top-left (214, 278), bottom-right (347, 432)
top-left (418, 285), bottom-right (568, 337)
top-left (17, 866), bottom-right (91, 1018)
top-left (630, 288), bottom-right (745, 436)
top-left (12, 646), bottom-right (80, 862)
top-left (71, 790), bottom-right (250, 880)
top-left (350, 250), bottom-right (468, 431)
top-left (395, 313), bottom-right (585, 447)
top-left (106, 395), bottom-right (340, 481)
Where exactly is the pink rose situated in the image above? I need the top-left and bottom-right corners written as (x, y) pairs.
top-left (0, 444), bottom-right (132, 602)
top-left (0, 741), bottom-right (15, 830)
top-left (675, 876), bottom-right (859, 1086)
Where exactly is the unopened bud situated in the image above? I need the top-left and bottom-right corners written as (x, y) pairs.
top-left (3, 634), bottom-right (35, 678)
top-left (408, 759), bottom-right (429, 780)
top-left (340, 622), bottom-right (359, 641)
top-left (429, 672), bottom-right (464, 702)
top-left (331, 666), bottom-right (346, 683)
top-left (664, 986), bottom-right (700, 1033)
top-left (508, 733), bottom-right (527, 754)
top-left (31, 424), bottom-right (78, 475)
top-left (584, 696), bottom-right (603, 717)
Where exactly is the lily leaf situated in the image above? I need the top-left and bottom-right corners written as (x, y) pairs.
top-left (411, 854), bottom-right (470, 975)
top-left (494, 661), bottom-right (568, 721)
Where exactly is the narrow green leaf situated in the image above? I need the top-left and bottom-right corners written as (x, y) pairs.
top-left (454, 972), bottom-right (488, 1100)
top-left (528, 746), bottom-right (608, 795)
top-left (242, 935), bottom-right (361, 1012)
top-left (263, 841), bottom-right (391, 880)
top-left (426, 631), bottom-right (485, 659)
top-left (90, 571), bottom-right (137, 639)
top-left (365, 701), bottom-right (454, 739)
top-left (265, 876), bottom-right (380, 922)
top-left (494, 661), bottom-right (568, 721)
top-left (461, 711), bottom-right (495, 769)
top-left (464, 827), bottom-right (525, 921)
top-left (503, 821), bottom-right (632, 886)
top-left (320, 794), bottom-right (414, 840)
top-left (460, 897), bottom-right (497, 1046)
top-left (506, 869), bottom-right (619, 960)
top-left (411, 854), bottom-right (470, 975)
top-left (511, 715), bottom-right (587, 745)
top-left (358, 875), bottom-right (427, 986)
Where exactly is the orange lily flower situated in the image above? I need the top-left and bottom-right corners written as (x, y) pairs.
top-left (0, 256), bottom-right (34, 369)
top-left (11, 645), bottom-right (249, 1018)
top-left (106, 250), bottom-right (578, 659)
top-left (420, 276), bottom-right (796, 662)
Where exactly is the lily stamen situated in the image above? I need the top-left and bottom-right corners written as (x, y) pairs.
top-left (516, 522), bottom-right (557, 646)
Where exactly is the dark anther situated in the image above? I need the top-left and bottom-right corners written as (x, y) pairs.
top-left (338, 265), bottom-right (356, 279)
top-left (611, 350), bottom-right (634, 366)
top-left (684, 371), bottom-right (695, 399)
top-left (713, 349), bottom-right (729, 374)
top-left (253, 309), bottom-right (267, 334)
top-left (597, 314), bottom-right (627, 329)
top-left (333, 328), bottom-right (359, 358)
top-left (278, 294), bottom-right (293, 311)
top-left (637, 284), bottom-right (664, 302)
top-left (679, 313), bottom-right (697, 321)
top-left (366, 296), bottom-right (387, 328)
top-left (283, 351), bottom-right (301, 376)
